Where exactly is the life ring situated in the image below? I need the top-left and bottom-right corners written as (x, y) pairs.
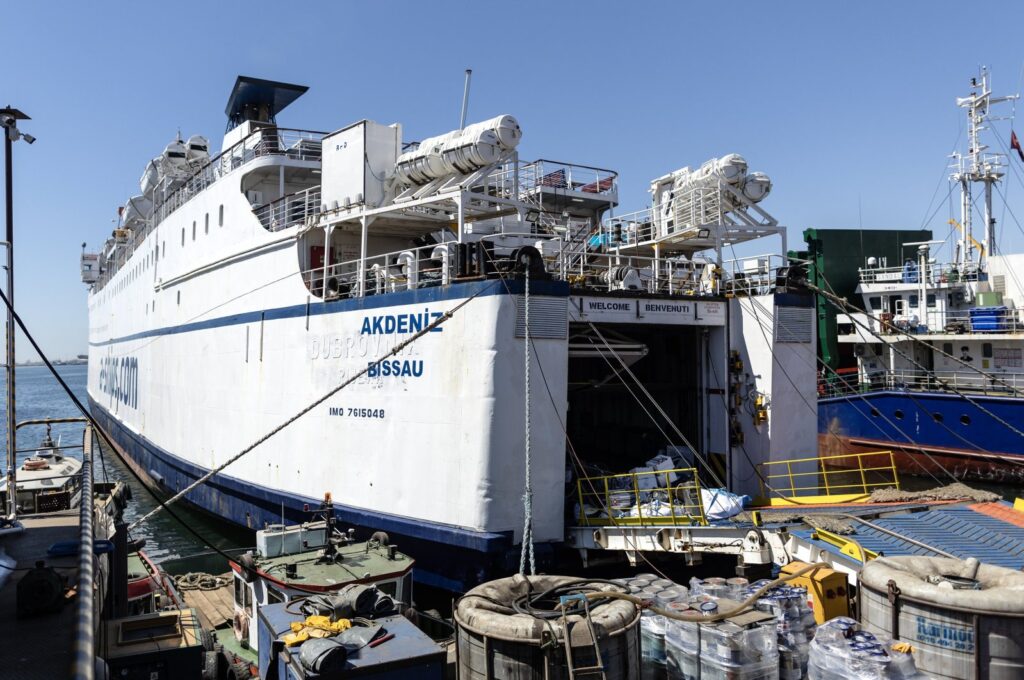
top-left (23, 458), bottom-right (49, 471)
top-left (233, 611), bottom-right (249, 643)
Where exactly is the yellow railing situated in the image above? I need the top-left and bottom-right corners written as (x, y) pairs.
top-left (757, 451), bottom-right (899, 506)
top-left (575, 467), bottom-right (707, 527)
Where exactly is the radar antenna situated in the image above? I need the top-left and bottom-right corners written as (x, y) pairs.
top-left (951, 67), bottom-right (1019, 268)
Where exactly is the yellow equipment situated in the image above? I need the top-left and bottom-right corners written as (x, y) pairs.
top-left (282, 615), bottom-right (353, 647)
top-left (781, 560), bottom-right (850, 625)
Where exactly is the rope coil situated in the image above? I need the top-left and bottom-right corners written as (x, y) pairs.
top-left (174, 571), bottom-right (230, 591)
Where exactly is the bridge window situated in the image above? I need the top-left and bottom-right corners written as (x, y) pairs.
top-left (943, 342), bottom-right (953, 355)
top-left (983, 343), bottom-right (993, 358)
top-left (927, 294), bottom-right (936, 308)
top-left (868, 296), bottom-right (882, 311)
top-left (909, 294), bottom-right (918, 307)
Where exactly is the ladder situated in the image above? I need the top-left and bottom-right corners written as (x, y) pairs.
top-left (558, 594), bottom-right (607, 679)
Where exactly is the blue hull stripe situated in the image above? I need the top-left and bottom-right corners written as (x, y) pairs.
top-left (90, 278), bottom-right (568, 347)
top-left (89, 398), bottom-right (512, 554)
top-left (819, 390), bottom-right (1024, 457)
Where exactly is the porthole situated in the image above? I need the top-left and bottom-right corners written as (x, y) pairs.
top-left (894, 409), bottom-right (904, 420)
top-left (870, 408), bottom-right (880, 417)
top-left (933, 413), bottom-right (943, 423)
top-left (960, 415), bottom-right (971, 426)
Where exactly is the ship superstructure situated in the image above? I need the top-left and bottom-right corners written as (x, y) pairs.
top-left (83, 76), bottom-right (817, 589)
top-left (820, 68), bottom-right (1024, 481)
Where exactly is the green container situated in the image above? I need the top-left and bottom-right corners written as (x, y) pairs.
top-left (977, 291), bottom-right (1004, 308)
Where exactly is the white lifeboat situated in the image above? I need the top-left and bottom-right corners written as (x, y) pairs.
top-left (139, 157), bottom-right (160, 195)
top-left (186, 135), bottom-right (210, 165)
top-left (160, 139), bottom-right (189, 177)
top-left (122, 195), bottom-right (153, 227)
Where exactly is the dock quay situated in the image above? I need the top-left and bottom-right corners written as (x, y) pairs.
top-left (0, 510), bottom-right (92, 679)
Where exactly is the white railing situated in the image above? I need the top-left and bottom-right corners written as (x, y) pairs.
top-left (517, 159), bottom-right (617, 200)
top-left (598, 182), bottom-right (769, 250)
top-left (820, 368), bottom-right (1024, 398)
top-left (867, 307), bottom-right (1024, 335)
top-left (95, 127), bottom-right (325, 291)
top-left (309, 242), bottom-right (451, 299)
top-left (153, 128), bottom-right (324, 226)
top-left (300, 234), bottom-right (733, 301)
top-left (520, 234), bottom-right (722, 297)
top-left (858, 261), bottom-right (984, 285)
top-left (254, 186), bottom-right (322, 232)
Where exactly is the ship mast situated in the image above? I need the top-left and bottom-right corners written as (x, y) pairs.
top-left (951, 67), bottom-right (1018, 271)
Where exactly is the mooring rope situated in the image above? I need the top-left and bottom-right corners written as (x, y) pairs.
top-left (519, 266), bottom-right (535, 575)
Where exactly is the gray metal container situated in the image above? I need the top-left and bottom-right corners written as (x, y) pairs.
top-left (860, 555), bottom-right (1024, 680)
top-left (455, 574), bottom-right (641, 679)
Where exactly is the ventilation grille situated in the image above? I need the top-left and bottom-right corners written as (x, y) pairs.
top-left (515, 296), bottom-right (567, 339)
top-left (993, 274), bottom-right (1006, 295)
top-left (774, 307), bottom-right (813, 343)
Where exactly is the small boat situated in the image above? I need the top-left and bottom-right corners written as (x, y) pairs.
top-left (0, 423), bottom-right (83, 514)
top-left (213, 501), bottom-right (417, 677)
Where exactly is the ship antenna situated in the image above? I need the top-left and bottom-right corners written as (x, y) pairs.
top-left (952, 66), bottom-right (1019, 268)
top-left (459, 69), bottom-right (472, 130)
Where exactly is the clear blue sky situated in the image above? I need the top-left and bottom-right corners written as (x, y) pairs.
top-left (5, 1), bottom-right (1024, 361)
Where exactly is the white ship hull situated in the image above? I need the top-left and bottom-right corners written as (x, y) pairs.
top-left (85, 78), bottom-right (818, 590)
top-left (88, 189), bottom-right (569, 588)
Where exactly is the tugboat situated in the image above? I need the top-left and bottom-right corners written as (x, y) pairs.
top-left (213, 498), bottom-right (418, 677)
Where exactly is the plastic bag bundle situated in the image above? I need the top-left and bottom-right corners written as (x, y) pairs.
top-left (807, 617), bottom-right (929, 680)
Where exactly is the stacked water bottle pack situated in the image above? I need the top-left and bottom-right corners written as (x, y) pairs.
top-left (690, 577), bottom-right (817, 679)
top-left (619, 573), bottom-right (691, 680)
top-left (665, 597), bottom-right (779, 680)
top-left (807, 618), bottom-right (930, 680)
top-left (743, 581), bottom-right (817, 679)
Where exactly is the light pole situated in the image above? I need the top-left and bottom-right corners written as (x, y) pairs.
top-left (1, 106), bottom-right (34, 520)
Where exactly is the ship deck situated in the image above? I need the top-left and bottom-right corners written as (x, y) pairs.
top-left (0, 510), bottom-right (82, 679)
top-left (569, 497), bottom-right (1024, 582)
top-left (789, 501), bottom-right (1024, 570)
top-left (180, 574), bottom-right (235, 630)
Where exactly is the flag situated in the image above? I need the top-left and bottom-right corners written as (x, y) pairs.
top-left (1012, 130), bottom-right (1024, 162)
top-left (117, 206), bottom-right (124, 216)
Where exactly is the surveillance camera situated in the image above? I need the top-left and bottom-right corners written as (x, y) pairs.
top-left (0, 115), bottom-right (13, 127)
top-left (22, 133), bottom-right (35, 145)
